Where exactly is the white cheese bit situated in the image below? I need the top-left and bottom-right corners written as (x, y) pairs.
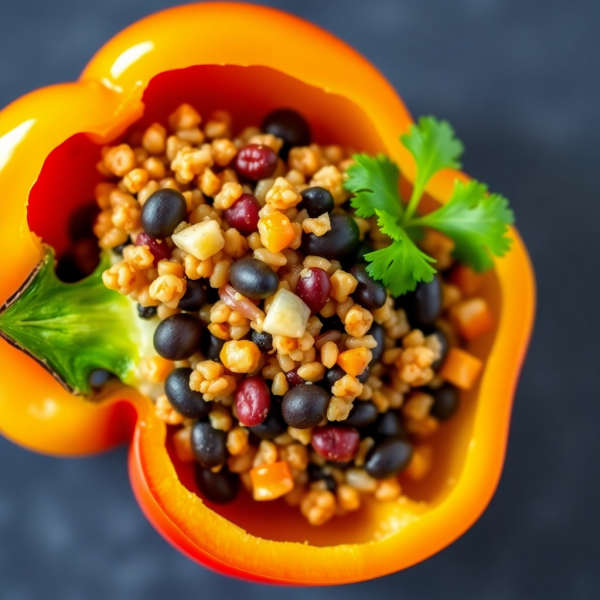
top-left (172, 220), bottom-right (224, 260)
top-left (262, 289), bottom-right (310, 338)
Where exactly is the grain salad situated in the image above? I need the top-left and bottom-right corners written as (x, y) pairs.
top-left (91, 103), bottom-right (494, 525)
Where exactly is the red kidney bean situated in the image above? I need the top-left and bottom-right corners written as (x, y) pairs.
top-left (285, 369), bottom-right (303, 387)
top-left (223, 194), bottom-right (261, 235)
top-left (233, 144), bottom-right (278, 181)
top-left (311, 425), bottom-right (360, 462)
top-left (235, 376), bottom-right (271, 427)
top-left (135, 232), bottom-right (171, 266)
top-left (295, 267), bottom-right (331, 314)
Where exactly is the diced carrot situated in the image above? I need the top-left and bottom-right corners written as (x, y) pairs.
top-left (449, 264), bottom-right (483, 296)
top-left (250, 461), bottom-right (294, 501)
top-left (336, 347), bottom-right (372, 377)
top-left (258, 211), bottom-right (296, 252)
top-left (450, 297), bottom-right (494, 340)
top-left (439, 348), bottom-right (483, 390)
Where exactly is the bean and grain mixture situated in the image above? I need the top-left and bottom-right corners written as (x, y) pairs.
top-left (93, 103), bottom-right (490, 525)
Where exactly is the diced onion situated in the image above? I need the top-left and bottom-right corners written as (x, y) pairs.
top-left (172, 220), bottom-right (224, 260)
top-left (262, 289), bottom-right (310, 338)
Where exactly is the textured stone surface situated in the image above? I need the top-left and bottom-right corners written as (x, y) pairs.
top-left (1, 1), bottom-right (599, 599)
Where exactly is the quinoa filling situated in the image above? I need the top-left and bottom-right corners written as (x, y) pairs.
top-left (90, 103), bottom-right (491, 526)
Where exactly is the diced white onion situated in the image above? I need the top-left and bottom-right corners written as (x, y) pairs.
top-left (172, 220), bottom-right (224, 260)
top-left (262, 289), bottom-right (310, 338)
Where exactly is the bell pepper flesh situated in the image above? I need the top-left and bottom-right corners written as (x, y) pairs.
top-left (0, 2), bottom-right (535, 584)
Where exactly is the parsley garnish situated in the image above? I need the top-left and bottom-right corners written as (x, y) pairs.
top-left (344, 116), bottom-right (514, 295)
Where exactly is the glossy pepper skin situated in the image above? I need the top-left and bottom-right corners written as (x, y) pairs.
top-left (0, 3), bottom-right (535, 585)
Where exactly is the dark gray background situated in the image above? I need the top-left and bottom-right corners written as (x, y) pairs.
top-left (1, 1), bottom-right (599, 599)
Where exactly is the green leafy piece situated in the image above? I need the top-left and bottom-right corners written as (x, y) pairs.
top-left (364, 210), bottom-right (436, 296)
top-left (0, 247), bottom-right (142, 395)
top-left (416, 180), bottom-right (514, 272)
top-left (401, 116), bottom-right (464, 222)
top-left (341, 115), bottom-right (515, 296)
top-left (346, 153), bottom-right (403, 219)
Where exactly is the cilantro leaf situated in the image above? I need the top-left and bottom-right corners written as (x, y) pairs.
top-left (341, 115), bottom-right (515, 296)
top-left (417, 179), bottom-right (514, 272)
top-left (364, 210), bottom-right (436, 296)
top-left (401, 117), bottom-right (464, 222)
top-left (345, 153), bottom-right (403, 219)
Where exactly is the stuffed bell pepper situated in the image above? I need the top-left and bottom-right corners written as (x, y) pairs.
top-left (0, 2), bottom-right (535, 585)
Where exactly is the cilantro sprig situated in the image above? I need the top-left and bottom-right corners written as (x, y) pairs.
top-left (344, 116), bottom-right (514, 296)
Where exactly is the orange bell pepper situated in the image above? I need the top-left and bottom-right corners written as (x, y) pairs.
top-left (0, 2), bottom-right (535, 584)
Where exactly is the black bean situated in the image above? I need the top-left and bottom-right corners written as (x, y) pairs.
top-left (229, 258), bottom-right (279, 299)
top-left (374, 410), bottom-right (408, 439)
top-left (137, 304), bottom-right (157, 319)
top-left (195, 464), bottom-right (239, 504)
top-left (141, 188), bottom-right (188, 238)
top-left (365, 437), bottom-right (414, 479)
top-left (397, 275), bottom-right (442, 328)
top-left (262, 108), bottom-right (311, 158)
top-left (281, 383), bottom-right (330, 429)
top-left (301, 214), bottom-right (359, 260)
top-left (424, 327), bottom-right (449, 371)
top-left (165, 368), bottom-right (210, 418)
top-left (344, 401), bottom-right (379, 429)
top-left (368, 322), bottom-right (385, 363)
top-left (324, 365), bottom-right (345, 388)
top-left (350, 263), bottom-right (387, 311)
top-left (357, 366), bottom-right (370, 384)
top-left (178, 279), bottom-right (208, 312)
top-left (153, 313), bottom-right (203, 360)
top-left (251, 330), bottom-right (273, 353)
top-left (249, 402), bottom-right (287, 440)
top-left (89, 369), bottom-right (115, 390)
top-left (201, 334), bottom-right (225, 361)
top-left (191, 421), bottom-right (228, 468)
top-left (430, 383), bottom-right (460, 421)
top-left (299, 187), bottom-right (334, 217)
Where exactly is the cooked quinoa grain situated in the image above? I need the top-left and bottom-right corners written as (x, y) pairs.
top-left (92, 103), bottom-right (486, 525)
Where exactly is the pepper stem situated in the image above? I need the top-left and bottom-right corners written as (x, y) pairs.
top-left (0, 247), bottom-right (141, 396)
